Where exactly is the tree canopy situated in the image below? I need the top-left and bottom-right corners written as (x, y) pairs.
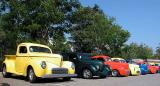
top-left (121, 43), bottom-right (153, 59)
top-left (70, 6), bottom-right (130, 56)
top-left (0, 0), bottom-right (80, 54)
top-left (0, 0), bottom-right (156, 60)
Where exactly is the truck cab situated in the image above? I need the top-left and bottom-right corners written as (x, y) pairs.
top-left (2, 43), bottom-right (77, 83)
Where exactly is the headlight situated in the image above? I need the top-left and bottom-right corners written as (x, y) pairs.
top-left (71, 62), bottom-right (75, 69)
top-left (41, 61), bottom-right (46, 69)
top-left (95, 65), bottom-right (100, 70)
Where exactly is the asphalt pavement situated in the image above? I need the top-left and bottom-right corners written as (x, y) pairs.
top-left (0, 73), bottom-right (160, 86)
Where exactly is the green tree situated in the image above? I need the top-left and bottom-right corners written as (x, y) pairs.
top-left (121, 43), bottom-right (139, 59)
top-left (70, 5), bottom-right (130, 56)
top-left (154, 44), bottom-right (160, 59)
top-left (121, 43), bottom-right (153, 59)
top-left (0, 0), bottom-right (80, 55)
top-left (137, 44), bottom-right (153, 59)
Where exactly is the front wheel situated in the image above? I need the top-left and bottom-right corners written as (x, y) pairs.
top-left (2, 65), bottom-right (11, 78)
top-left (82, 69), bottom-right (93, 79)
top-left (111, 70), bottom-right (119, 77)
top-left (28, 68), bottom-right (37, 83)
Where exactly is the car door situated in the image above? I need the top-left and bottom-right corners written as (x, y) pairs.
top-left (16, 46), bottom-right (28, 74)
top-left (69, 54), bottom-right (83, 74)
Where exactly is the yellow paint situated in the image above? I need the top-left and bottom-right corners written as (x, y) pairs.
top-left (3, 43), bottom-right (75, 77)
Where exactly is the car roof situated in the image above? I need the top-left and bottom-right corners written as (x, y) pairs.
top-left (19, 43), bottom-right (49, 48)
top-left (92, 55), bottom-right (110, 59)
top-left (111, 58), bottom-right (125, 60)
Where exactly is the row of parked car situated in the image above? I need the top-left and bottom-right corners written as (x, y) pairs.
top-left (61, 53), bottom-right (160, 79)
top-left (1, 43), bottom-right (160, 83)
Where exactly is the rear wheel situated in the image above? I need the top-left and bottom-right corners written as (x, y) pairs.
top-left (2, 65), bottom-right (11, 78)
top-left (82, 69), bottom-right (93, 79)
top-left (28, 68), bottom-right (37, 83)
top-left (111, 70), bottom-right (119, 77)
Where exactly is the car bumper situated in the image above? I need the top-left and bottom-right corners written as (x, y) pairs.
top-left (42, 74), bottom-right (77, 78)
top-left (140, 69), bottom-right (148, 75)
top-left (120, 69), bottom-right (130, 76)
top-left (131, 70), bottom-right (140, 75)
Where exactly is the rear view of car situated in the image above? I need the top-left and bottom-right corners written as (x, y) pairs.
top-left (138, 63), bottom-right (149, 75)
top-left (147, 63), bottom-right (159, 74)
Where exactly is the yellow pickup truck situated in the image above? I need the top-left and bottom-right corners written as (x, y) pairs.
top-left (2, 43), bottom-right (77, 83)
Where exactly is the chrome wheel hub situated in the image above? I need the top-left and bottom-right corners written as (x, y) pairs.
top-left (83, 69), bottom-right (91, 78)
top-left (2, 66), bottom-right (6, 76)
top-left (29, 69), bottom-right (34, 81)
top-left (112, 70), bottom-right (118, 76)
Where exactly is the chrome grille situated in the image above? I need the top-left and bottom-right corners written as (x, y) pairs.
top-left (52, 68), bottom-right (68, 74)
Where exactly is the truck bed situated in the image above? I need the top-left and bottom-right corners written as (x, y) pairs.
top-left (4, 55), bottom-right (17, 74)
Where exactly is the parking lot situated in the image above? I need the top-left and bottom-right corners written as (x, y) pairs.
top-left (0, 73), bottom-right (160, 86)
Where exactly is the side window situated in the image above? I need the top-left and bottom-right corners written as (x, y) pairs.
top-left (19, 46), bottom-right (27, 53)
top-left (113, 59), bottom-right (119, 62)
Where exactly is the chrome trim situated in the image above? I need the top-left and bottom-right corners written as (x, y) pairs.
top-left (42, 74), bottom-right (77, 78)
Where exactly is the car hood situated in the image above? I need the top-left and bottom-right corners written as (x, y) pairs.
top-left (82, 59), bottom-right (103, 66)
top-left (104, 61), bottom-right (129, 69)
top-left (129, 64), bottom-right (139, 68)
top-left (30, 54), bottom-right (62, 67)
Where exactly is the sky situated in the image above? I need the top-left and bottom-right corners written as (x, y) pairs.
top-left (79, 0), bottom-right (160, 52)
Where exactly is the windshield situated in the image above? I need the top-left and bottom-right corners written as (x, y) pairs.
top-left (113, 59), bottom-right (126, 63)
top-left (119, 60), bottom-right (126, 63)
top-left (29, 46), bottom-right (51, 53)
top-left (77, 53), bottom-right (92, 60)
top-left (104, 58), bottom-right (112, 61)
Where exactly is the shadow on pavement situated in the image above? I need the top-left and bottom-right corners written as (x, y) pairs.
top-left (0, 83), bottom-right (10, 86)
top-left (35, 78), bottom-right (75, 83)
top-left (4, 75), bottom-right (76, 84)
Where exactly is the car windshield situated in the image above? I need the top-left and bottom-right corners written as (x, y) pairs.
top-left (112, 59), bottom-right (126, 63)
top-left (29, 46), bottom-right (51, 53)
top-left (113, 59), bottom-right (120, 62)
top-left (119, 60), bottom-right (126, 63)
top-left (129, 61), bottom-right (137, 64)
top-left (104, 58), bottom-right (112, 61)
top-left (77, 53), bottom-right (92, 60)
